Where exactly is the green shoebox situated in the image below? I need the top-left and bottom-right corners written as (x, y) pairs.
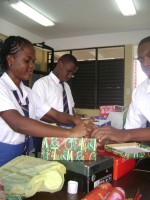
top-left (41, 137), bottom-right (97, 161)
top-left (59, 155), bottom-right (113, 193)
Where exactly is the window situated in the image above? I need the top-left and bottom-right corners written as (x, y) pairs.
top-left (70, 60), bottom-right (96, 108)
top-left (54, 51), bottom-right (70, 62)
top-left (97, 59), bottom-right (124, 107)
top-left (54, 46), bottom-right (125, 109)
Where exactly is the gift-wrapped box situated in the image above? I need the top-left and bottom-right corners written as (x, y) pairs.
top-left (97, 147), bottom-right (136, 180)
top-left (41, 137), bottom-right (97, 161)
top-left (104, 142), bottom-right (150, 159)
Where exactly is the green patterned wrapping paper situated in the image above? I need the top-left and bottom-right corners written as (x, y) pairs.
top-left (105, 142), bottom-right (150, 158)
top-left (41, 137), bottom-right (97, 161)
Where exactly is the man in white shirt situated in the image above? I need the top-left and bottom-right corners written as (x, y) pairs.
top-left (124, 36), bottom-right (150, 129)
top-left (32, 54), bottom-right (78, 116)
top-left (32, 54), bottom-right (78, 156)
top-left (91, 36), bottom-right (150, 147)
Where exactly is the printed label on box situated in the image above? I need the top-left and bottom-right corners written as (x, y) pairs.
top-left (100, 105), bottom-right (126, 116)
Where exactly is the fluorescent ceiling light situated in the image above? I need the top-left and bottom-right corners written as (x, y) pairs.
top-left (115, 0), bottom-right (136, 16)
top-left (8, 0), bottom-right (55, 26)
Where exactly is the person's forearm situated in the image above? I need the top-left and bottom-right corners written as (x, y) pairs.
top-left (48, 108), bottom-right (82, 125)
top-left (124, 128), bottom-right (150, 142)
top-left (58, 113), bottom-right (81, 125)
top-left (1, 109), bottom-right (70, 138)
top-left (13, 115), bottom-right (71, 138)
top-left (41, 115), bottom-right (58, 123)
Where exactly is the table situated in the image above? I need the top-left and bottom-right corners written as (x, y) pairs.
top-left (26, 158), bottom-right (150, 200)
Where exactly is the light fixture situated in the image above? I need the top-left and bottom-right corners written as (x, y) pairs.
top-left (115, 0), bottom-right (136, 16)
top-left (8, 0), bottom-right (55, 26)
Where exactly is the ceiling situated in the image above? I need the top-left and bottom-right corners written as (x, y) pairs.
top-left (0, 0), bottom-right (150, 40)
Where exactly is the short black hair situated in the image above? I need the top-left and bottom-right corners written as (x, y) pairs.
top-left (138, 36), bottom-right (150, 47)
top-left (58, 54), bottom-right (77, 66)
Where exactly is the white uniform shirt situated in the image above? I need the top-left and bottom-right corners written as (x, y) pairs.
top-left (0, 73), bottom-right (51, 145)
top-left (32, 71), bottom-right (75, 115)
top-left (124, 78), bottom-right (150, 129)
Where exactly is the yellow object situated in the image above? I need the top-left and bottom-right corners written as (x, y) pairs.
top-left (0, 156), bottom-right (66, 198)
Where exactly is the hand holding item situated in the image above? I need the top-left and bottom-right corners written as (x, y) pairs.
top-left (71, 118), bottom-right (97, 138)
top-left (69, 123), bottom-right (91, 138)
top-left (91, 126), bottom-right (126, 144)
top-left (78, 119), bottom-right (97, 137)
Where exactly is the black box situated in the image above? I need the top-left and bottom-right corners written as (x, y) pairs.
top-left (59, 155), bottom-right (113, 193)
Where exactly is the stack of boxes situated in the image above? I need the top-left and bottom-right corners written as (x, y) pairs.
top-left (41, 108), bottom-right (135, 193)
top-left (99, 105), bottom-right (128, 129)
top-left (41, 136), bottom-right (113, 193)
top-left (99, 105), bottom-right (126, 117)
top-left (98, 105), bottom-right (136, 180)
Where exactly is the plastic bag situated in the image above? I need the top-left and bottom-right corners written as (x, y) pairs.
top-left (0, 156), bottom-right (66, 198)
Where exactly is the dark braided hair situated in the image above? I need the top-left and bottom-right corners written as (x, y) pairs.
top-left (138, 36), bottom-right (150, 47)
top-left (0, 36), bottom-right (33, 72)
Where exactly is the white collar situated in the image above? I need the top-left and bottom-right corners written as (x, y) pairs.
top-left (1, 72), bottom-right (28, 101)
top-left (50, 71), bottom-right (60, 85)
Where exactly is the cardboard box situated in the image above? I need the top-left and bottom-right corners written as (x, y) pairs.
top-left (92, 116), bottom-right (108, 120)
top-left (113, 156), bottom-right (136, 180)
top-left (99, 105), bottom-right (126, 117)
top-left (59, 155), bottom-right (113, 193)
top-left (93, 119), bottom-right (111, 127)
top-left (97, 147), bottom-right (136, 180)
top-left (41, 137), bottom-right (97, 161)
top-left (107, 110), bottom-right (128, 129)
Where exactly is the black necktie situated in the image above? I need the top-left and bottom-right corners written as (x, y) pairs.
top-left (13, 90), bottom-right (32, 155)
top-left (60, 82), bottom-right (69, 114)
top-left (146, 121), bottom-right (150, 127)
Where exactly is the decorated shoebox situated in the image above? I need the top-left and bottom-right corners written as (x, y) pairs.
top-left (105, 142), bottom-right (150, 159)
top-left (97, 146), bottom-right (136, 180)
top-left (41, 137), bottom-right (97, 161)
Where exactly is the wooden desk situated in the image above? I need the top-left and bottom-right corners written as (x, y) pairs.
top-left (26, 170), bottom-right (150, 200)
top-left (26, 185), bottom-right (86, 200)
top-left (112, 170), bottom-right (150, 199)
top-left (26, 159), bottom-right (150, 200)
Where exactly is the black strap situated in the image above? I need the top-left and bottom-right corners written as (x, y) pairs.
top-left (12, 90), bottom-right (30, 155)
